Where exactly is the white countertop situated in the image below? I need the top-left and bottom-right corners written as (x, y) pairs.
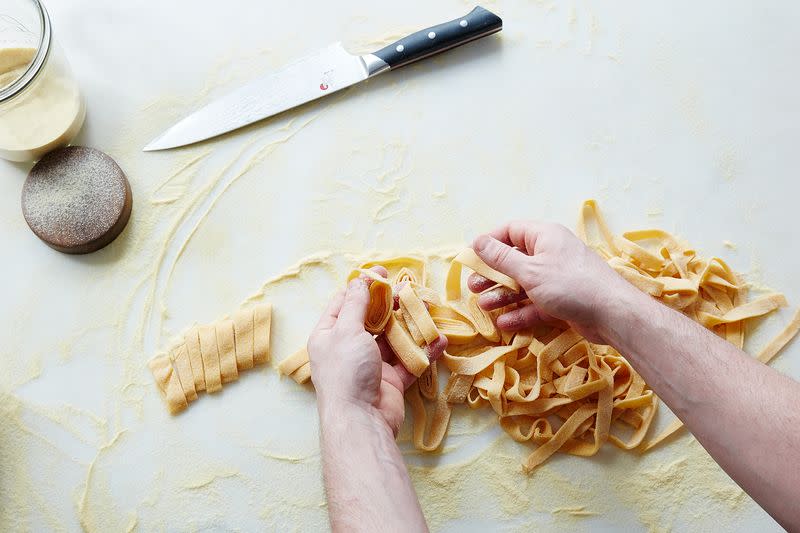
top-left (1, 0), bottom-right (798, 531)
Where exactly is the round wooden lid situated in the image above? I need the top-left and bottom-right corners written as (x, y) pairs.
top-left (22, 146), bottom-right (132, 254)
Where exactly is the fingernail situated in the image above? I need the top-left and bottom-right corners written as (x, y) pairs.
top-left (349, 278), bottom-right (364, 290)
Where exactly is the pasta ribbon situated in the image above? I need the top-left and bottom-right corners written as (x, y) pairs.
top-left (445, 249), bottom-right (520, 301)
top-left (171, 201), bottom-right (796, 471)
top-left (361, 256), bottom-right (427, 286)
top-left (385, 312), bottom-right (431, 377)
top-left (347, 269), bottom-right (393, 334)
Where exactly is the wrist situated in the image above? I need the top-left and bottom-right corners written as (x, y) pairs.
top-left (596, 284), bottom-right (655, 346)
top-left (317, 392), bottom-right (390, 435)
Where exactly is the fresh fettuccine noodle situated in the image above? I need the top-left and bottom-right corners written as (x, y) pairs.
top-left (278, 201), bottom-right (797, 471)
top-left (348, 268), bottom-right (393, 334)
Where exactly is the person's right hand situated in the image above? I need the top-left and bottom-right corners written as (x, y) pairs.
top-left (468, 221), bottom-right (640, 344)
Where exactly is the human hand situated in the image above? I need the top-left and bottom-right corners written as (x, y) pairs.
top-left (469, 221), bottom-right (638, 344)
top-left (308, 267), bottom-right (447, 436)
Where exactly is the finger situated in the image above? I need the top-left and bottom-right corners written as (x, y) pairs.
top-left (391, 334), bottom-right (448, 391)
top-left (487, 220), bottom-right (550, 255)
top-left (314, 289), bottom-right (346, 330)
top-left (467, 272), bottom-right (495, 293)
top-left (376, 335), bottom-right (395, 363)
top-left (366, 265), bottom-right (389, 283)
top-left (472, 234), bottom-right (530, 281)
top-left (496, 303), bottom-right (566, 331)
top-left (426, 334), bottom-right (448, 363)
top-left (392, 362), bottom-right (419, 391)
top-left (336, 278), bottom-right (370, 329)
top-left (391, 281), bottom-right (409, 310)
top-left (381, 361), bottom-right (405, 391)
top-left (477, 286), bottom-right (528, 311)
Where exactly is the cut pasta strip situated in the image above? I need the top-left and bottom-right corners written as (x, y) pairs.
top-left (170, 344), bottom-right (197, 402)
top-left (444, 373), bottom-right (474, 404)
top-left (278, 347), bottom-right (309, 376)
top-left (198, 325), bottom-right (223, 393)
top-left (216, 320), bottom-right (238, 384)
top-left (233, 308), bottom-right (255, 371)
top-left (698, 293), bottom-right (787, 328)
top-left (406, 382), bottom-right (452, 452)
top-left (445, 248), bottom-right (520, 301)
top-left (148, 354), bottom-right (188, 415)
top-left (253, 303), bottom-right (272, 365)
top-left (184, 328), bottom-right (206, 392)
top-left (149, 354), bottom-right (171, 395)
top-left (361, 256), bottom-right (427, 286)
top-left (291, 362), bottom-right (312, 385)
top-left (756, 308), bottom-right (800, 363)
top-left (522, 404), bottom-right (596, 472)
top-left (641, 417), bottom-right (684, 452)
top-left (398, 284), bottom-right (439, 344)
top-left (419, 361), bottom-right (438, 400)
top-left (385, 313), bottom-right (430, 377)
top-left (277, 348), bottom-right (313, 384)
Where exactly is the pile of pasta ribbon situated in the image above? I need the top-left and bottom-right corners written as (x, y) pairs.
top-left (151, 304), bottom-right (272, 414)
top-left (281, 200), bottom-right (799, 471)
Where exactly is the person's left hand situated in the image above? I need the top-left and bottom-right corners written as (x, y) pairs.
top-left (308, 267), bottom-right (447, 436)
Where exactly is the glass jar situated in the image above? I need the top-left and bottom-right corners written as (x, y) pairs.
top-left (0, 0), bottom-right (85, 162)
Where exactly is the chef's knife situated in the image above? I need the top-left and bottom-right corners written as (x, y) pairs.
top-left (143, 6), bottom-right (502, 151)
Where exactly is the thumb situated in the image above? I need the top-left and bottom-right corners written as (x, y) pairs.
top-left (472, 234), bottom-right (529, 282)
top-left (336, 278), bottom-right (370, 329)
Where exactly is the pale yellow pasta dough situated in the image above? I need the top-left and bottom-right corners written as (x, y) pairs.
top-left (291, 362), bottom-right (312, 385)
top-left (198, 325), bottom-right (223, 393)
top-left (170, 344), bottom-right (198, 401)
top-left (149, 304), bottom-right (273, 414)
top-left (385, 312), bottom-right (430, 377)
top-left (148, 354), bottom-right (188, 414)
top-left (279, 200), bottom-right (796, 471)
top-left (253, 304), bottom-right (272, 365)
top-left (277, 348), bottom-right (312, 384)
top-left (399, 283), bottom-right (439, 344)
top-left (348, 269), bottom-right (393, 333)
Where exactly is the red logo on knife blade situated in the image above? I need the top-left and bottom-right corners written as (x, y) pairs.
top-left (320, 83), bottom-right (329, 91)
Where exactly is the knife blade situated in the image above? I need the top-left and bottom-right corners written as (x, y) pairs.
top-left (143, 6), bottom-right (502, 152)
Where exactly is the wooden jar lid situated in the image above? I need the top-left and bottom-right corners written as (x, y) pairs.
top-left (22, 146), bottom-right (132, 254)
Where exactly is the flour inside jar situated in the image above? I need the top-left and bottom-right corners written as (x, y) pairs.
top-left (0, 46), bottom-right (85, 162)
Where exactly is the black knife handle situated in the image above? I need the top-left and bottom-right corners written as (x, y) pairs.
top-left (372, 6), bottom-right (502, 70)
